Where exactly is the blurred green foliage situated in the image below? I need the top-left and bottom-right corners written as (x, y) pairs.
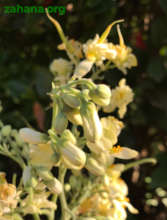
top-left (0, 0), bottom-right (167, 219)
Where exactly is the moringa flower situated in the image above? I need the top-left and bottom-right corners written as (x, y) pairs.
top-left (110, 25), bottom-right (137, 74)
top-left (29, 143), bottom-right (55, 169)
top-left (83, 35), bottom-right (111, 63)
top-left (0, 173), bottom-right (20, 217)
top-left (103, 79), bottom-right (134, 118)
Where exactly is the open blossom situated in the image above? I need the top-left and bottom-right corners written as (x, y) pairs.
top-left (78, 164), bottom-right (138, 219)
top-left (83, 35), bottom-right (116, 63)
top-left (83, 22), bottom-right (137, 75)
top-left (29, 143), bottom-right (55, 169)
top-left (0, 173), bottom-right (20, 217)
top-left (110, 25), bottom-right (137, 74)
top-left (103, 79), bottom-right (134, 118)
top-left (19, 128), bottom-right (56, 169)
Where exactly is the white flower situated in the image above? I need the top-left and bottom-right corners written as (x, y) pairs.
top-left (103, 79), bottom-right (134, 118)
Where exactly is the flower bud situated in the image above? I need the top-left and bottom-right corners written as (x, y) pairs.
top-left (89, 84), bottom-right (111, 106)
top-left (59, 141), bottom-right (86, 170)
top-left (54, 111), bottom-right (68, 134)
top-left (73, 59), bottom-right (94, 79)
top-left (62, 89), bottom-right (81, 108)
top-left (45, 178), bottom-right (62, 194)
top-left (1, 125), bottom-right (11, 136)
top-left (49, 58), bottom-right (72, 75)
top-left (80, 102), bottom-right (102, 142)
top-left (65, 108), bottom-right (83, 125)
top-left (19, 128), bottom-right (48, 144)
top-left (85, 157), bottom-right (105, 176)
top-left (61, 129), bottom-right (76, 144)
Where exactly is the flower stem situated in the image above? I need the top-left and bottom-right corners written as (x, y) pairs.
top-left (33, 214), bottom-right (40, 220)
top-left (58, 165), bottom-right (69, 220)
top-left (48, 194), bottom-right (58, 220)
top-left (124, 158), bottom-right (157, 171)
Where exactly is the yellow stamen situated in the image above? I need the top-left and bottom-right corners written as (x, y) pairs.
top-left (111, 145), bottom-right (122, 154)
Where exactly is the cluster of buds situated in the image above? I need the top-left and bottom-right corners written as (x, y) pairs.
top-left (0, 11), bottom-right (152, 220)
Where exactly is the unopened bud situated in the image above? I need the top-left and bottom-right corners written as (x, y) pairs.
top-left (45, 178), bottom-right (62, 194)
top-left (61, 129), bottom-right (76, 144)
top-left (80, 102), bottom-right (102, 142)
top-left (1, 125), bottom-right (11, 136)
top-left (59, 141), bottom-right (86, 170)
top-left (49, 58), bottom-right (72, 75)
top-left (73, 60), bottom-right (94, 79)
top-left (89, 84), bottom-right (111, 106)
top-left (19, 128), bottom-right (48, 144)
top-left (65, 108), bottom-right (83, 125)
top-left (64, 183), bottom-right (71, 192)
top-left (85, 157), bottom-right (105, 176)
top-left (54, 111), bottom-right (68, 134)
top-left (62, 89), bottom-right (81, 108)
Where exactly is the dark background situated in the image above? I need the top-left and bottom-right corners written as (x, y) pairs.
top-left (0, 0), bottom-right (167, 219)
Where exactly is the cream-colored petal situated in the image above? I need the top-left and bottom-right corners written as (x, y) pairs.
top-left (112, 147), bottom-right (138, 159)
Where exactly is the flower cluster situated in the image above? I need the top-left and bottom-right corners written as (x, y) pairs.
top-left (0, 11), bottom-right (156, 220)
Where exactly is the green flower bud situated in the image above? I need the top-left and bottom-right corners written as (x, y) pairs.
top-left (65, 108), bottom-right (83, 125)
top-left (64, 183), bottom-right (71, 192)
top-left (54, 111), bottom-right (68, 134)
top-left (19, 128), bottom-right (48, 144)
top-left (62, 88), bottom-right (81, 108)
top-left (85, 157), bottom-right (105, 176)
top-left (1, 125), bottom-right (11, 136)
top-left (89, 84), bottom-right (111, 106)
top-left (45, 178), bottom-right (62, 194)
top-left (80, 102), bottom-right (102, 142)
top-left (61, 129), bottom-right (76, 144)
top-left (59, 141), bottom-right (86, 170)
top-left (73, 59), bottom-right (94, 79)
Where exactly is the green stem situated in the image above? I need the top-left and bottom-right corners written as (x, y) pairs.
top-left (33, 214), bottom-right (40, 220)
top-left (48, 194), bottom-right (58, 220)
top-left (58, 165), bottom-right (69, 220)
top-left (65, 79), bottom-right (96, 90)
top-left (124, 158), bottom-right (157, 171)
